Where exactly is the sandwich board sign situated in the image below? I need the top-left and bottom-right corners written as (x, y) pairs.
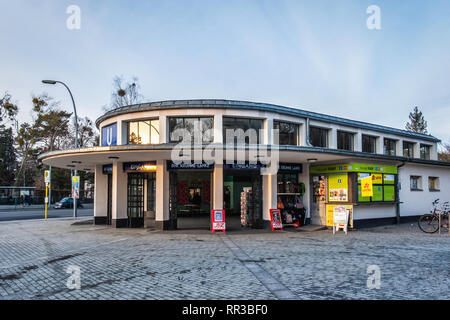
top-left (333, 206), bottom-right (349, 235)
top-left (270, 209), bottom-right (283, 231)
top-left (211, 209), bottom-right (226, 232)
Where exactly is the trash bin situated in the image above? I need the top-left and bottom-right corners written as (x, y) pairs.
top-left (144, 211), bottom-right (155, 229)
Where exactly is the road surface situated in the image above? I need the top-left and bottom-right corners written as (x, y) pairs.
top-left (0, 208), bottom-right (93, 222)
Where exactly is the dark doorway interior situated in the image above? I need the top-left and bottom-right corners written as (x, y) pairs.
top-left (171, 171), bottom-right (212, 230)
top-left (224, 171), bottom-right (263, 230)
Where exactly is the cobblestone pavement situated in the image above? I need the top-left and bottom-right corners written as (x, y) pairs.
top-left (0, 218), bottom-right (448, 300)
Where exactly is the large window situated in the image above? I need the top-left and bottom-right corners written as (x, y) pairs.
top-left (169, 117), bottom-right (213, 144)
top-left (274, 121), bottom-right (298, 145)
top-left (403, 141), bottom-right (415, 158)
top-left (337, 131), bottom-right (354, 151)
top-left (362, 135), bottom-right (377, 153)
top-left (384, 138), bottom-right (397, 156)
top-left (128, 120), bottom-right (159, 145)
top-left (309, 127), bottom-right (328, 148)
top-left (420, 144), bottom-right (431, 160)
top-left (222, 117), bottom-right (263, 145)
top-left (357, 173), bottom-right (396, 203)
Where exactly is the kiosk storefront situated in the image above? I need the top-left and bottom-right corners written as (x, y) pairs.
top-left (310, 163), bottom-right (399, 228)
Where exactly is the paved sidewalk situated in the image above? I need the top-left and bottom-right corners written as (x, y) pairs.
top-left (0, 219), bottom-right (448, 300)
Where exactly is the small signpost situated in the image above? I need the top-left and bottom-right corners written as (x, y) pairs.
top-left (333, 206), bottom-right (349, 235)
top-left (44, 170), bottom-right (51, 219)
top-left (211, 209), bottom-right (226, 233)
top-left (270, 209), bottom-right (283, 231)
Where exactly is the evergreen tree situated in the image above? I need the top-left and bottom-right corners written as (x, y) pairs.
top-left (0, 126), bottom-right (17, 185)
top-left (405, 106), bottom-right (428, 134)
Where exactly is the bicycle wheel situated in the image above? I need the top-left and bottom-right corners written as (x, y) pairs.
top-left (418, 214), bottom-right (439, 233)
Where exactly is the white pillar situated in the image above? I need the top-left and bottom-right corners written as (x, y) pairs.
top-left (262, 173), bottom-right (277, 225)
top-left (213, 114), bottom-right (223, 144)
top-left (396, 139), bottom-right (403, 157)
top-left (264, 118), bottom-right (274, 145)
top-left (413, 142), bottom-right (420, 158)
top-left (213, 164), bottom-right (223, 210)
top-left (112, 162), bottom-right (127, 227)
top-left (159, 115), bottom-right (168, 143)
top-left (329, 128), bottom-right (337, 149)
top-left (155, 160), bottom-right (170, 229)
top-left (93, 165), bottom-right (108, 224)
top-left (377, 136), bottom-right (384, 155)
top-left (355, 131), bottom-right (363, 152)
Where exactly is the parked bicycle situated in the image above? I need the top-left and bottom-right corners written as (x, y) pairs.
top-left (418, 199), bottom-right (449, 233)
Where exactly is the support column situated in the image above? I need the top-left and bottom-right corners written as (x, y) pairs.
top-left (264, 118), bottom-right (274, 145)
top-left (159, 115), bottom-right (168, 143)
top-left (413, 142), bottom-right (420, 158)
top-left (329, 128), bottom-right (337, 149)
top-left (112, 162), bottom-right (128, 228)
top-left (377, 136), bottom-right (385, 155)
top-left (262, 173), bottom-right (277, 228)
top-left (355, 131), bottom-right (363, 152)
top-left (213, 164), bottom-right (223, 210)
top-left (213, 114), bottom-right (223, 144)
top-left (93, 165), bottom-right (108, 225)
top-left (396, 139), bottom-right (403, 157)
top-left (155, 160), bottom-right (170, 229)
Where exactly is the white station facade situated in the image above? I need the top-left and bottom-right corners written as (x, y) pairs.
top-left (39, 99), bottom-right (450, 230)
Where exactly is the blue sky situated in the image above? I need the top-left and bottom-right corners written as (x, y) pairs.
top-left (1, 0), bottom-right (449, 142)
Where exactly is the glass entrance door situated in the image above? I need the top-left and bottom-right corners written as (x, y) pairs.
top-left (127, 172), bottom-right (156, 228)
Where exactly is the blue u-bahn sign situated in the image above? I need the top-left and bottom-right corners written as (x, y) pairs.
top-left (101, 123), bottom-right (117, 146)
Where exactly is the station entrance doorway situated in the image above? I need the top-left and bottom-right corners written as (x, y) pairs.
top-left (169, 171), bottom-right (212, 230)
top-left (223, 170), bottom-right (263, 230)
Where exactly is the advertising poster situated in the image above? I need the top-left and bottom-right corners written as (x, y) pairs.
top-left (211, 210), bottom-right (225, 232)
top-left (361, 176), bottom-right (373, 198)
top-left (326, 204), bottom-right (353, 227)
top-left (44, 170), bottom-right (51, 185)
top-left (72, 176), bottom-right (80, 199)
top-left (270, 209), bottom-right (283, 231)
top-left (328, 174), bottom-right (348, 202)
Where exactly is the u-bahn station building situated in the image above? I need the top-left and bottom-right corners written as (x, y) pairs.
top-left (40, 100), bottom-right (450, 230)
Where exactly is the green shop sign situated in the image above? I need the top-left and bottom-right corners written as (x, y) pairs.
top-left (310, 163), bottom-right (398, 174)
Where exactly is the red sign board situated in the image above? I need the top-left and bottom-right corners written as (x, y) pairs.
top-left (270, 209), bottom-right (283, 231)
top-left (211, 209), bottom-right (226, 232)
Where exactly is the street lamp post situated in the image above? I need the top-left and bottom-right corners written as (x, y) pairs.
top-left (42, 80), bottom-right (79, 219)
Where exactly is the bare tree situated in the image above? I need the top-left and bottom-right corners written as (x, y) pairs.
top-left (438, 143), bottom-right (450, 162)
top-left (106, 75), bottom-right (144, 111)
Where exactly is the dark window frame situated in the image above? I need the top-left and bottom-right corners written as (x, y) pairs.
top-left (337, 131), bottom-right (354, 151)
top-left (273, 120), bottom-right (299, 146)
top-left (420, 144), bottom-right (431, 160)
top-left (383, 138), bottom-right (397, 156)
top-left (362, 135), bottom-right (377, 154)
top-left (309, 126), bottom-right (329, 148)
top-left (403, 141), bottom-right (415, 158)
top-left (222, 116), bottom-right (263, 145)
top-left (168, 116), bottom-right (214, 144)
